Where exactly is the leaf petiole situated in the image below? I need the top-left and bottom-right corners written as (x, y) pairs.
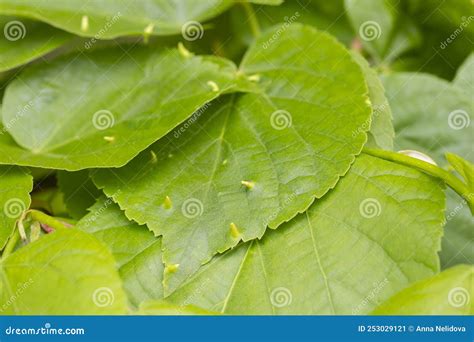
top-left (363, 147), bottom-right (473, 214)
top-left (241, 2), bottom-right (261, 38)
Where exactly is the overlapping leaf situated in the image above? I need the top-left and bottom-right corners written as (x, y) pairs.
top-left (0, 229), bottom-right (128, 314)
top-left (0, 166), bottom-right (32, 248)
top-left (164, 154), bottom-right (445, 314)
top-left (383, 72), bottom-right (473, 267)
top-left (77, 199), bottom-right (162, 307)
top-left (373, 265), bottom-right (473, 315)
top-left (0, 16), bottom-right (73, 72)
top-left (351, 51), bottom-right (393, 150)
top-left (0, 0), bottom-right (279, 39)
top-left (1, 46), bottom-right (238, 170)
top-left (94, 24), bottom-right (372, 295)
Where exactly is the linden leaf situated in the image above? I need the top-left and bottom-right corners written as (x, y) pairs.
top-left (0, 0), bottom-right (279, 39)
top-left (77, 198), bottom-right (163, 307)
top-left (351, 51), bottom-right (394, 150)
top-left (165, 154), bottom-right (445, 314)
top-left (383, 72), bottom-right (473, 268)
top-left (0, 166), bottom-right (32, 249)
top-left (373, 265), bottom-right (473, 315)
top-left (1, 47), bottom-right (237, 170)
top-left (0, 229), bottom-right (128, 314)
top-left (0, 16), bottom-right (73, 72)
top-left (93, 24), bottom-right (372, 295)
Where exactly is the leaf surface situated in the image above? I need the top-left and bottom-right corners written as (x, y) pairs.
top-left (1, 47), bottom-right (237, 170)
top-left (77, 198), bottom-right (163, 307)
top-left (0, 16), bottom-right (73, 72)
top-left (351, 51), bottom-right (393, 150)
top-left (138, 301), bottom-right (217, 315)
top-left (0, 229), bottom-right (128, 314)
top-left (0, 0), bottom-right (278, 39)
top-left (0, 166), bottom-right (32, 249)
top-left (373, 265), bottom-right (473, 315)
top-left (383, 72), bottom-right (473, 268)
top-left (94, 24), bottom-right (372, 295)
top-left (165, 154), bottom-right (445, 314)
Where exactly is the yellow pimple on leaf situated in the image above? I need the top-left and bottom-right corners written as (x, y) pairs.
top-left (247, 74), bottom-right (261, 82)
top-left (165, 264), bottom-right (179, 274)
top-left (365, 97), bottom-right (372, 106)
top-left (222, 159), bottom-right (228, 166)
top-left (143, 23), bottom-right (154, 43)
top-left (230, 222), bottom-right (241, 238)
top-left (150, 150), bottom-right (158, 163)
top-left (241, 180), bottom-right (255, 190)
top-left (163, 196), bottom-right (172, 209)
top-left (178, 42), bottom-right (192, 58)
top-left (103, 136), bottom-right (115, 142)
top-left (207, 81), bottom-right (219, 92)
top-left (81, 15), bottom-right (89, 32)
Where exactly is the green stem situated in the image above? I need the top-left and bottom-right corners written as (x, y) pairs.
top-left (28, 210), bottom-right (70, 231)
top-left (241, 2), bottom-right (261, 38)
top-left (2, 230), bottom-right (20, 259)
top-left (363, 148), bottom-right (473, 213)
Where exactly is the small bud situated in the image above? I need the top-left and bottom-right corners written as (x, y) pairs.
top-left (230, 222), bottom-right (241, 238)
top-left (241, 180), bottom-right (255, 190)
top-left (163, 196), bottom-right (172, 209)
top-left (81, 15), bottom-right (89, 32)
top-left (178, 42), bottom-right (192, 58)
top-left (207, 81), bottom-right (219, 92)
top-left (165, 264), bottom-right (179, 274)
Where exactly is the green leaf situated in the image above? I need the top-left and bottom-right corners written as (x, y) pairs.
top-left (0, 166), bottom-right (32, 249)
top-left (454, 53), bottom-right (474, 95)
top-left (0, 16), bottom-right (73, 72)
top-left (138, 300), bottom-right (217, 315)
top-left (383, 72), bottom-right (473, 268)
top-left (351, 52), bottom-right (394, 150)
top-left (165, 154), bottom-right (445, 314)
top-left (344, 0), bottom-right (420, 63)
top-left (0, 0), bottom-right (234, 38)
top-left (1, 46), bottom-right (237, 170)
top-left (446, 153), bottom-right (474, 192)
top-left (77, 198), bottom-right (162, 307)
top-left (58, 170), bottom-right (102, 219)
top-left (383, 72), bottom-right (473, 164)
top-left (94, 24), bottom-right (372, 295)
top-left (0, 229), bottom-right (128, 314)
top-left (373, 265), bottom-right (473, 315)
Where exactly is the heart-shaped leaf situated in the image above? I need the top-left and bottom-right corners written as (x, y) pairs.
top-left (94, 24), bottom-right (372, 294)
